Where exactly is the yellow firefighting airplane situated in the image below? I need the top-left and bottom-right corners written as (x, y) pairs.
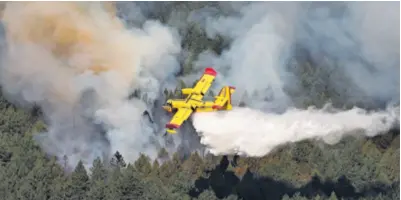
top-left (162, 67), bottom-right (236, 135)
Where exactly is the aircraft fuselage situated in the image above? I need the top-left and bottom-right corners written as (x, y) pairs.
top-left (163, 94), bottom-right (216, 113)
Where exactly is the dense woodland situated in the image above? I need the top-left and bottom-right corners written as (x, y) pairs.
top-left (0, 90), bottom-right (399, 200)
top-left (0, 2), bottom-right (399, 200)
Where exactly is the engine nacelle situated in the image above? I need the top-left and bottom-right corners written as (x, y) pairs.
top-left (181, 88), bottom-right (194, 95)
top-left (181, 88), bottom-right (204, 95)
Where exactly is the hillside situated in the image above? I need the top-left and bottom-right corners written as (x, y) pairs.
top-left (0, 90), bottom-right (399, 199)
top-left (0, 2), bottom-right (399, 200)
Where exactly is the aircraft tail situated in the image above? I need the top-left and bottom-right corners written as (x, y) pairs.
top-left (213, 86), bottom-right (236, 110)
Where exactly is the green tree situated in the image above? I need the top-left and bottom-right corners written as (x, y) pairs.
top-left (313, 194), bottom-right (323, 200)
top-left (48, 160), bottom-right (68, 200)
top-left (17, 155), bottom-right (65, 200)
top-left (159, 152), bottom-right (182, 180)
top-left (288, 192), bottom-right (308, 200)
top-left (90, 157), bottom-right (107, 181)
top-left (0, 100), bottom-right (37, 135)
top-left (105, 166), bottom-right (123, 200)
top-left (118, 164), bottom-right (145, 199)
top-left (158, 148), bottom-right (169, 161)
top-left (197, 189), bottom-right (219, 200)
top-left (66, 160), bottom-right (89, 200)
top-left (110, 151), bottom-right (126, 168)
top-left (168, 172), bottom-right (193, 197)
top-left (328, 192), bottom-right (338, 200)
top-left (135, 153), bottom-right (152, 176)
top-left (151, 159), bottom-right (160, 176)
top-left (16, 176), bottom-right (37, 200)
top-left (87, 157), bottom-right (108, 200)
top-left (182, 151), bottom-right (204, 178)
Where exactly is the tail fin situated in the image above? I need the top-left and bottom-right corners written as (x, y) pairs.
top-left (213, 86), bottom-right (236, 110)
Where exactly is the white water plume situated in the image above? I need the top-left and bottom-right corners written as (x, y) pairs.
top-left (193, 105), bottom-right (399, 157)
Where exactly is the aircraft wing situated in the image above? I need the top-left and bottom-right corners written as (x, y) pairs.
top-left (192, 67), bottom-right (217, 95)
top-left (165, 107), bottom-right (194, 134)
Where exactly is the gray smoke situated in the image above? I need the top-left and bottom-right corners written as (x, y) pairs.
top-left (0, 2), bottom-right (182, 169)
top-left (187, 2), bottom-right (399, 156)
top-left (0, 2), bottom-right (398, 167)
top-left (190, 2), bottom-right (399, 110)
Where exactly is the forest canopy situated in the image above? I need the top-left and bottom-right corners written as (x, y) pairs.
top-left (0, 2), bottom-right (399, 200)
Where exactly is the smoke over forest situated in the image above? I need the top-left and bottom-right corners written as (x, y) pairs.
top-left (0, 2), bottom-right (398, 169)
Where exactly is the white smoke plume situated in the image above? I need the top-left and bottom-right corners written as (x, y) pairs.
top-left (190, 2), bottom-right (303, 112)
top-left (192, 2), bottom-right (399, 109)
top-left (190, 2), bottom-right (399, 156)
top-left (295, 2), bottom-right (400, 106)
top-left (0, 2), bottom-right (181, 169)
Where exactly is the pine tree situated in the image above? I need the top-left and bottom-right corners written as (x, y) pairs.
top-left (197, 189), bottom-right (219, 200)
top-left (16, 177), bottom-right (36, 200)
top-left (18, 156), bottom-right (64, 200)
top-left (90, 158), bottom-right (107, 181)
top-left (151, 159), bottom-right (160, 176)
top-left (87, 158), bottom-right (108, 200)
top-left (159, 153), bottom-right (182, 180)
top-left (328, 192), bottom-right (338, 200)
top-left (110, 151), bottom-right (126, 168)
top-left (289, 192), bottom-right (309, 200)
top-left (158, 148), bottom-right (169, 161)
top-left (135, 153), bottom-right (152, 176)
top-left (313, 194), bottom-right (323, 200)
top-left (182, 152), bottom-right (204, 178)
top-left (67, 160), bottom-right (89, 200)
top-left (105, 165), bottom-right (123, 200)
top-left (111, 164), bottom-right (145, 200)
top-left (0, 164), bottom-right (12, 199)
top-left (123, 164), bottom-right (145, 198)
top-left (48, 157), bottom-right (68, 200)
top-left (48, 174), bottom-right (68, 200)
